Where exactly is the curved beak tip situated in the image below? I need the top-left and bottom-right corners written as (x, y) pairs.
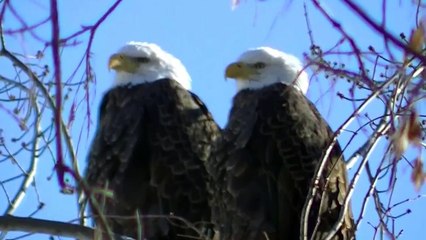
top-left (108, 54), bottom-right (123, 70)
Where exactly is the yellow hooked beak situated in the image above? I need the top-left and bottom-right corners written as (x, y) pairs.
top-left (225, 62), bottom-right (258, 80)
top-left (108, 54), bottom-right (139, 73)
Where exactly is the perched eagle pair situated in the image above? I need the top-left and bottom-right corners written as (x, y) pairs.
top-left (85, 42), bottom-right (354, 240)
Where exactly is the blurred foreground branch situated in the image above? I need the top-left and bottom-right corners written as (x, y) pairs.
top-left (0, 215), bottom-right (93, 240)
top-left (0, 215), bottom-right (136, 240)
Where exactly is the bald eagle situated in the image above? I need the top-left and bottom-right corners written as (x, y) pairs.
top-left (207, 47), bottom-right (354, 240)
top-left (85, 42), bottom-right (220, 239)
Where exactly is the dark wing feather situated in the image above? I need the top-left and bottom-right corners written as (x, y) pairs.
top-left (86, 79), bottom-right (220, 239)
top-left (208, 83), bottom-right (354, 240)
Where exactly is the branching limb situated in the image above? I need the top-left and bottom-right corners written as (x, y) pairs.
top-left (0, 215), bottom-right (135, 240)
top-left (300, 62), bottom-right (404, 240)
top-left (0, 215), bottom-right (93, 240)
top-left (346, 116), bottom-right (389, 170)
top-left (0, 77), bottom-right (41, 216)
top-left (341, 0), bottom-right (426, 64)
top-left (324, 122), bottom-right (391, 240)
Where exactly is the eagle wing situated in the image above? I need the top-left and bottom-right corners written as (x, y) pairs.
top-left (209, 83), bottom-right (354, 240)
top-left (86, 79), bottom-right (220, 239)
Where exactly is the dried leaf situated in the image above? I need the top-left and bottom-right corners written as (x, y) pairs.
top-left (408, 25), bottom-right (425, 53)
top-left (411, 158), bottom-right (425, 190)
top-left (404, 24), bottom-right (425, 66)
top-left (407, 111), bottom-right (422, 144)
top-left (19, 120), bottom-right (27, 131)
top-left (390, 110), bottom-right (421, 158)
top-left (391, 123), bottom-right (409, 159)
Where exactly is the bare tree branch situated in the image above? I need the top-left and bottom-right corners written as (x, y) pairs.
top-left (0, 215), bottom-right (93, 240)
top-left (341, 0), bottom-right (426, 64)
top-left (0, 215), bottom-right (138, 240)
top-left (300, 63), bottom-right (404, 239)
top-left (0, 76), bottom-right (40, 216)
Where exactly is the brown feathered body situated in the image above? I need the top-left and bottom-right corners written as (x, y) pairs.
top-left (207, 83), bottom-right (354, 240)
top-left (86, 78), bottom-right (220, 239)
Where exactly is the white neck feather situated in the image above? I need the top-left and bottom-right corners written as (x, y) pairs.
top-left (236, 69), bottom-right (309, 95)
top-left (113, 70), bottom-right (191, 90)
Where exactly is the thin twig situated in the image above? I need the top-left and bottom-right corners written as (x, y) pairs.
top-left (0, 77), bottom-right (41, 216)
top-left (325, 122), bottom-right (391, 240)
top-left (341, 0), bottom-right (426, 63)
top-left (300, 67), bottom-right (406, 239)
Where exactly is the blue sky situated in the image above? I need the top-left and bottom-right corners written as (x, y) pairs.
top-left (0, 0), bottom-right (425, 239)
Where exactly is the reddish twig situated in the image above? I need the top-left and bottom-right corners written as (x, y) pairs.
top-left (49, 0), bottom-right (73, 193)
top-left (312, 0), bottom-right (374, 91)
top-left (341, 0), bottom-right (426, 64)
top-left (5, 1), bottom-right (47, 43)
top-left (81, 0), bottom-right (122, 138)
top-left (4, 17), bottom-right (50, 35)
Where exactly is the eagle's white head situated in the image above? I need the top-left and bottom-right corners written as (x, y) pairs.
top-left (225, 47), bottom-right (309, 95)
top-left (109, 41), bottom-right (191, 90)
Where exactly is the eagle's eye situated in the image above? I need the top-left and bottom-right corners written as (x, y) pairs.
top-left (253, 62), bottom-right (266, 69)
top-left (135, 57), bottom-right (150, 63)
